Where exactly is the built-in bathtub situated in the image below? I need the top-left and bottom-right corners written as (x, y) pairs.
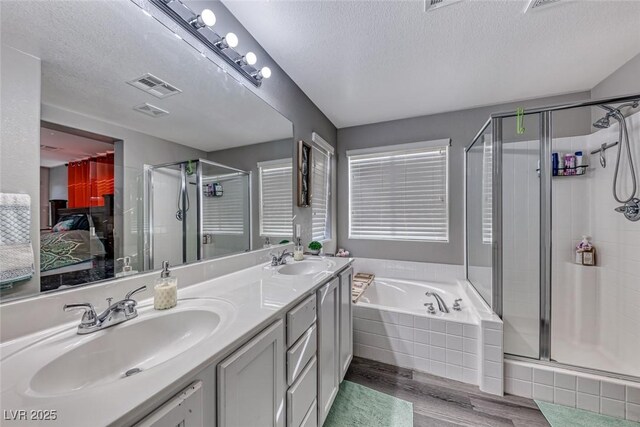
top-left (351, 258), bottom-right (504, 395)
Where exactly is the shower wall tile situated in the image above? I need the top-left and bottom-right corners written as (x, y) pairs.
top-left (505, 359), bottom-right (639, 422)
top-left (554, 388), bottom-right (576, 407)
top-left (627, 403), bottom-right (640, 422)
top-left (577, 392), bottom-right (600, 413)
top-left (601, 397), bottom-right (626, 419)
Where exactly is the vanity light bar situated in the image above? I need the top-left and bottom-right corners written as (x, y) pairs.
top-left (150, 0), bottom-right (270, 87)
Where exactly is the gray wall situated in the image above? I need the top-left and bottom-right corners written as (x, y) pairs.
top-left (336, 91), bottom-right (592, 265)
top-left (0, 45), bottom-right (42, 298)
top-left (49, 165), bottom-right (68, 200)
top-left (154, 0), bottom-right (338, 249)
top-left (207, 139), bottom-right (292, 249)
top-left (591, 53), bottom-right (640, 100)
top-left (590, 52), bottom-right (640, 123)
top-left (39, 167), bottom-right (50, 229)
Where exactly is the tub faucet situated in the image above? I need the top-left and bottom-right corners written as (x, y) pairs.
top-left (425, 291), bottom-right (450, 313)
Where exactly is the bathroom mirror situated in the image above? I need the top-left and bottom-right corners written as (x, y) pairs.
top-left (0, 0), bottom-right (293, 301)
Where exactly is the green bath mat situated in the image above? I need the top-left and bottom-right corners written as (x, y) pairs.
top-left (324, 381), bottom-right (413, 427)
top-left (536, 401), bottom-right (640, 427)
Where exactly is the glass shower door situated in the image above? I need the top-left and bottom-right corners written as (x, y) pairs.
top-left (499, 114), bottom-right (541, 359)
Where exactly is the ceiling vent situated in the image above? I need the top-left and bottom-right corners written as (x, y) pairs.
top-left (525, 0), bottom-right (564, 13)
top-left (127, 73), bottom-right (182, 99)
top-left (424, 0), bottom-right (464, 12)
top-left (40, 144), bottom-right (62, 151)
top-left (133, 103), bottom-right (170, 118)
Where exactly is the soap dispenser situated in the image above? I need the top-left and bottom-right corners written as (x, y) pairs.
top-left (154, 261), bottom-right (178, 310)
top-left (116, 256), bottom-right (138, 277)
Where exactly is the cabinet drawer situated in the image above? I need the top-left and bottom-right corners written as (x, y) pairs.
top-left (287, 357), bottom-right (317, 427)
top-left (300, 399), bottom-right (317, 427)
top-left (287, 324), bottom-right (317, 385)
top-left (287, 295), bottom-right (316, 347)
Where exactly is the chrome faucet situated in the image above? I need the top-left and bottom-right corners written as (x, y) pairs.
top-left (64, 285), bottom-right (147, 335)
top-left (270, 249), bottom-right (293, 266)
top-left (425, 291), bottom-right (450, 313)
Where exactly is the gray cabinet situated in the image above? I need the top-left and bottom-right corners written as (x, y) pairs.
top-left (218, 320), bottom-right (286, 427)
top-left (316, 278), bottom-right (340, 426)
top-left (339, 267), bottom-right (354, 381)
top-left (135, 381), bottom-right (204, 427)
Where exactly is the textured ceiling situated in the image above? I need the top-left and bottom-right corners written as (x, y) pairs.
top-left (222, 0), bottom-right (640, 128)
top-left (40, 128), bottom-right (114, 168)
top-left (1, 0), bottom-right (292, 151)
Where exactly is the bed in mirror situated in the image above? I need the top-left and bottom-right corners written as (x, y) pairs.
top-left (0, 0), bottom-right (293, 301)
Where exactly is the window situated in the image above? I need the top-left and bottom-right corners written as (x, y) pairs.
top-left (482, 137), bottom-right (493, 244)
top-left (311, 132), bottom-right (333, 242)
top-left (347, 139), bottom-right (450, 242)
top-left (203, 175), bottom-right (247, 235)
top-left (258, 159), bottom-right (293, 237)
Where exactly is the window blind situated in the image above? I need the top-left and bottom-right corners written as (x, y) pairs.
top-left (482, 137), bottom-right (493, 244)
top-left (312, 145), bottom-right (330, 241)
top-left (203, 176), bottom-right (246, 235)
top-left (348, 143), bottom-right (449, 242)
top-left (259, 159), bottom-right (293, 237)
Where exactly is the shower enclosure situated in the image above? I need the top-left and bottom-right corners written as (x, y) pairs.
top-left (144, 159), bottom-right (250, 270)
top-left (466, 94), bottom-right (640, 381)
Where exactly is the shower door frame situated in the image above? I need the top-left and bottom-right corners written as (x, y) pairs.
top-left (145, 159), bottom-right (252, 270)
top-left (196, 158), bottom-right (253, 260)
top-left (465, 93), bottom-right (640, 378)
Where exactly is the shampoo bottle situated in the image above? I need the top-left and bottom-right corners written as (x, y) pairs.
top-left (154, 261), bottom-right (178, 310)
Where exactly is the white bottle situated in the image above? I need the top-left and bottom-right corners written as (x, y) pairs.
top-left (294, 238), bottom-right (304, 261)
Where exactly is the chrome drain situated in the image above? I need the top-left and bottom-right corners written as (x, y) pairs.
top-left (124, 368), bottom-right (142, 377)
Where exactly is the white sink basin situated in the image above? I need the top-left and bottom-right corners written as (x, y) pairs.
top-left (4, 298), bottom-right (234, 397)
top-left (277, 258), bottom-right (335, 276)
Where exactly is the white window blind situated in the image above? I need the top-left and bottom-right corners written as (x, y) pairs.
top-left (312, 145), bottom-right (330, 241)
top-left (482, 137), bottom-right (493, 244)
top-left (203, 176), bottom-right (246, 235)
top-left (259, 159), bottom-right (293, 237)
top-left (348, 141), bottom-right (449, 242)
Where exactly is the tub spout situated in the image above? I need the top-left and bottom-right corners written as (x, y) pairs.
top-left (426, 291), bottom-right (450, 313)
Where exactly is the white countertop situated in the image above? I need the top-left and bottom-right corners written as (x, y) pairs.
top-left (0, 256), bottom-right (352, 426)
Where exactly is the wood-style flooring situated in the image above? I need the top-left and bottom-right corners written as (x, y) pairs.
top-left (345, 357), bottom-right (550, 427)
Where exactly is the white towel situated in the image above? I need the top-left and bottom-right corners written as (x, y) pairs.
top-left (0, 193), bottom-right (35, 288)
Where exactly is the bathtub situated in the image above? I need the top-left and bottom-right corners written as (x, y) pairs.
top-left (358, 277), bottom-right (479, 324)
top-left (351, 261), bottom-right (504, 395)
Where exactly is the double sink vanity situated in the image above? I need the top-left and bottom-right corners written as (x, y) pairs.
top-left (0, 255), bottom-right (353, 426)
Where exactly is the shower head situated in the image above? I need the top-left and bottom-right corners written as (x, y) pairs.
top-left (593, 116), bottom-right (611, 129)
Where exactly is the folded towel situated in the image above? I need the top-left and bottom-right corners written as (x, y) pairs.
top-left (0, 193), bottom-right (35, 288)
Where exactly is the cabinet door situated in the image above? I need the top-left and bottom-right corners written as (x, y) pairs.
top-left (339, 267), bottom-right (354, 381)
top-left (317, 278), bottom-right (340, 426)
top-left (218, 320), bottom-right (286, 427)
top-left (136, 381), bottom-right (203, 427)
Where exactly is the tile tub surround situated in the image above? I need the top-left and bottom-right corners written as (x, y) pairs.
top-left (0, 244), bottom-right (293, 342)
top-left (352, 257), bottom-right (465, 284)
top-left (351, 259), bottom-right (503, 396)
top-left (504, 359), bottom-right (640, 422)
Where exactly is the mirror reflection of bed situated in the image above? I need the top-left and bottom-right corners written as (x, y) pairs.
top-left (39, 123), bottom-right (117, 292)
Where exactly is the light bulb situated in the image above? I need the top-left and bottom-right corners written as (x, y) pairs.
top-left (245, 51), bottom-right (257, 65)
top-left (200, 9), bottom-right (216, 27)
top-left (225, 32), bottom-right (239, 48)
top-left (259, 67), bottom-right (271, 79)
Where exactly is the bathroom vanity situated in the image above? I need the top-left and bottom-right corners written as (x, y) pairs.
top-left (0, 255), bottom-right (353, 427)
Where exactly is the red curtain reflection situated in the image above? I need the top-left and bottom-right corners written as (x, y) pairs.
top-left (67, 151), bottom-right (114, 208)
